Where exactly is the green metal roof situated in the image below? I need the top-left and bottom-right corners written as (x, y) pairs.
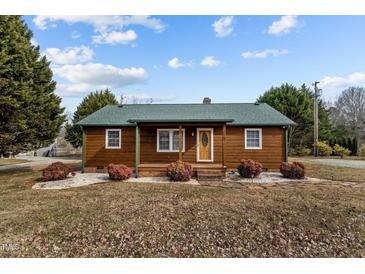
top-left (77, 103), bottom-right (295, 126)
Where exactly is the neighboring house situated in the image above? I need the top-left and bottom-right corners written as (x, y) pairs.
top-left (36, 127), bottom-right (81, 157)
top-left (77, 98), bottom-right (295, 177)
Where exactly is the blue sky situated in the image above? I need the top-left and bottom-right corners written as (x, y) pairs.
top-left (24, 15), bottom-right (365, 113)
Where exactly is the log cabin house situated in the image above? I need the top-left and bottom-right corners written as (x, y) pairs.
top-left (77, 98), bottom-right (295, 177)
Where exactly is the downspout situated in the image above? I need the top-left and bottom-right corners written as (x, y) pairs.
top-left (284, 126), bottom-right (289, 162)
top-left (135, 124), bottom-right (139, 178)
top-left (81, 126), bottom-right (85, 173)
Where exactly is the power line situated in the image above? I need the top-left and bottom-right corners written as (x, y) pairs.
top-left (313, 81), bottom-right (321, 157)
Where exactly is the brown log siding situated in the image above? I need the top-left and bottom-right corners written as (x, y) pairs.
top-left (225, 126), bottom-right (284, 170)
top-left (84, 125), bottom-right (284, 171)
top-left (84, 127), bottom-right (135, 168)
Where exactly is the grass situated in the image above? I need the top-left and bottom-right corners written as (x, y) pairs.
top-left (0, 168), bottom-right (365, 257)
top-left (289, 157), bottom-right (365, 182)
top-left (0, 158), bottom-right (29, 166)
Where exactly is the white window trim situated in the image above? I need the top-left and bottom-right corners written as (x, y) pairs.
top-left (105, 128), bottom-right (121, 149)
top-left (196, 128), bottom-right (214, 162)
top-left (157, 129), bottom-right (185, 152)
top-left (244, 128), bottom-right (262, 150)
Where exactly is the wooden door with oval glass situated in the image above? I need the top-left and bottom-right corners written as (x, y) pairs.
top-left (197, 128), bottom-right (213, 162)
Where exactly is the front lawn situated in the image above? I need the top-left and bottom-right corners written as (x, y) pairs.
top-left (289, 157), bottom-right (365, 182)
top-left (0, 169), bottom-right (364, 257)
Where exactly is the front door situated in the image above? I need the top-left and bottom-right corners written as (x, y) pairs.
top-left (197, 129), bottom-right (213, 162)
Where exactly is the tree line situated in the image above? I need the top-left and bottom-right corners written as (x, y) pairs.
top-left (258, 84), bottom-right (365, 154)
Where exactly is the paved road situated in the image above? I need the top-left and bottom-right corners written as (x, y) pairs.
top-left (0, 156), bottom-right (81, 173)
top-left (310, 158), bottom-right (365, 169)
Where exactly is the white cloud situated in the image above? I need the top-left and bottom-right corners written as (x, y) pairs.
top-left (212, 16), bottom-right (234, 38)
top-left (319, 72), bottom-right (365, 88)
top-left (92, 30), bottom-right (137, 45)
top-left (44, 46), bottom-right (94, 65)
top-left (241, 49), bottom-right (288, 59)
top-left (33, 15), bottom-right (165, 45)
top-left (168, 57), bottom-right (193, 69)
top-left (30, 38), bottom-right (38, 47)
top-left (267, 15), bottom-right (299, 36)
top-left (53, 63), bottom-right (148, 97)
top-left (71, 31), bottom-right (81, 39)
top-left (200, 56), bottom-right (220, 67)
top-left (33, 15), bottom-right (165, 32)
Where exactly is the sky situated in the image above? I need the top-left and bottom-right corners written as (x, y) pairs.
top-left (23, 15), bottom-right (365, 113)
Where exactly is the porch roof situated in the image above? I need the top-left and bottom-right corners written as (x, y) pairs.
top-left (77, 103), bottom-right (295, 127)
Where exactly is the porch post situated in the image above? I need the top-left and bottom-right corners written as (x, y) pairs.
top-left (178, 125), bottom-right (183, 161)
top-left (222, 124), bottom-right (226, 166)
top-left (81, 126), bottom-right (85, 173)
top-left (284, 126), bottom-right (289, 162)
top-left (135, 124), bottom-right (139, 177)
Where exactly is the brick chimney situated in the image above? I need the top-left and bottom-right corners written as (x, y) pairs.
top-left (203, 97), bottom-right (211, 104)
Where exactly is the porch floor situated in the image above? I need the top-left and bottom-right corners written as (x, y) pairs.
top-left (138, 163), bottom-right (227, 177)
top-left (138, 163), bottom-right (225, 169)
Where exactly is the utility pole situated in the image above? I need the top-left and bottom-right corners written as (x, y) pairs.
top-left (313, 81), bottom-right (321, 157)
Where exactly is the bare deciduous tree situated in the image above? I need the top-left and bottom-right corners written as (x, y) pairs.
top-left (119, 94), bottom-right (154, 104)
top-left (333, 87), bottom-right (365, 149)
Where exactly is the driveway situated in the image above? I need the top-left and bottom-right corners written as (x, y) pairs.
top-left (309, 158), bottom-right (365, 169)
top-left (0, 156), bottom-right (81, 173)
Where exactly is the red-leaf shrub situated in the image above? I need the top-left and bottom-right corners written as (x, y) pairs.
top-left (237, 159), bottom-right (263, 178)
top-left (280, 162), bottom-right (306, 179)
top-left (167, 160), bottom-right (193, 181)
top-left (107, 164), bottom-right (133, 180)
top-left (42, 162), bottom-right (74, 181)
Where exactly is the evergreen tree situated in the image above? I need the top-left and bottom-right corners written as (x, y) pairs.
top-left (0, 16), bottom-right (64, 155)
top-left (65, 89), bottom-right (118, 147)
top-left (257, 83), bottom-right (334, 149)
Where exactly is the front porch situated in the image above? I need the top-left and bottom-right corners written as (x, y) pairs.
top-left (134, 122), bottom-right (229, 177)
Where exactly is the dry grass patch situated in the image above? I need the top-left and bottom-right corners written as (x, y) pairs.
top-left (0, 169), bottom-right (365, 257)
top-left (0, 158), bottom-right (30, 166)
top-left (289, 157), bottom-right (365, 182)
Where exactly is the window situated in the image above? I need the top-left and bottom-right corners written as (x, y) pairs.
top-left (245, 128), bottom-right (262, 149)
top-left (105, 129), bottom-right (121, 149)
top-left (157, 129), bottom-right (185, 152)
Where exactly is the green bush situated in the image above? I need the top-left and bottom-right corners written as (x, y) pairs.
top-left (237, 159), bottom-right (263, 178)
top-left (107, 164), bottom-right (133, 180)
top-left (167, 161), bottom-right (193, 181)
top-left (280, 162), bottom-right (306, 179)
top-left (289, 145), bottom-right (311, 156)
top-left (359, 145), bottom-right (365, 157)
top-left (42, 162), bottom-right (75, 181)
top-left (333, 144), bottom-right (351, 158)
top-left (317, 141), bottom-right (332, 156)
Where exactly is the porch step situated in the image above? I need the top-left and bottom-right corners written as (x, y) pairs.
top-left (197, 170), bottom-right (224, 181)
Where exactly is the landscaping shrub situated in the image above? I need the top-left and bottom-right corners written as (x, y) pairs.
top-left (359, 145), bottom-right (365, 157)
top-left (316, 141), bottom-right (332, 156)
top-left (280, 162), bottom-right (306, 179)
top-left (290, 145), bottom-right (311, 156)
top-left (42, 162), bottom-right (74, 181)
top-left (333, 144), bottom-right (351, 158)
top-left (107, 164), bottom-right (133, 180)
top-left (166, 160), bottom-right (193, 181)
top-left (237, 159), bottom-right (263, 178)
